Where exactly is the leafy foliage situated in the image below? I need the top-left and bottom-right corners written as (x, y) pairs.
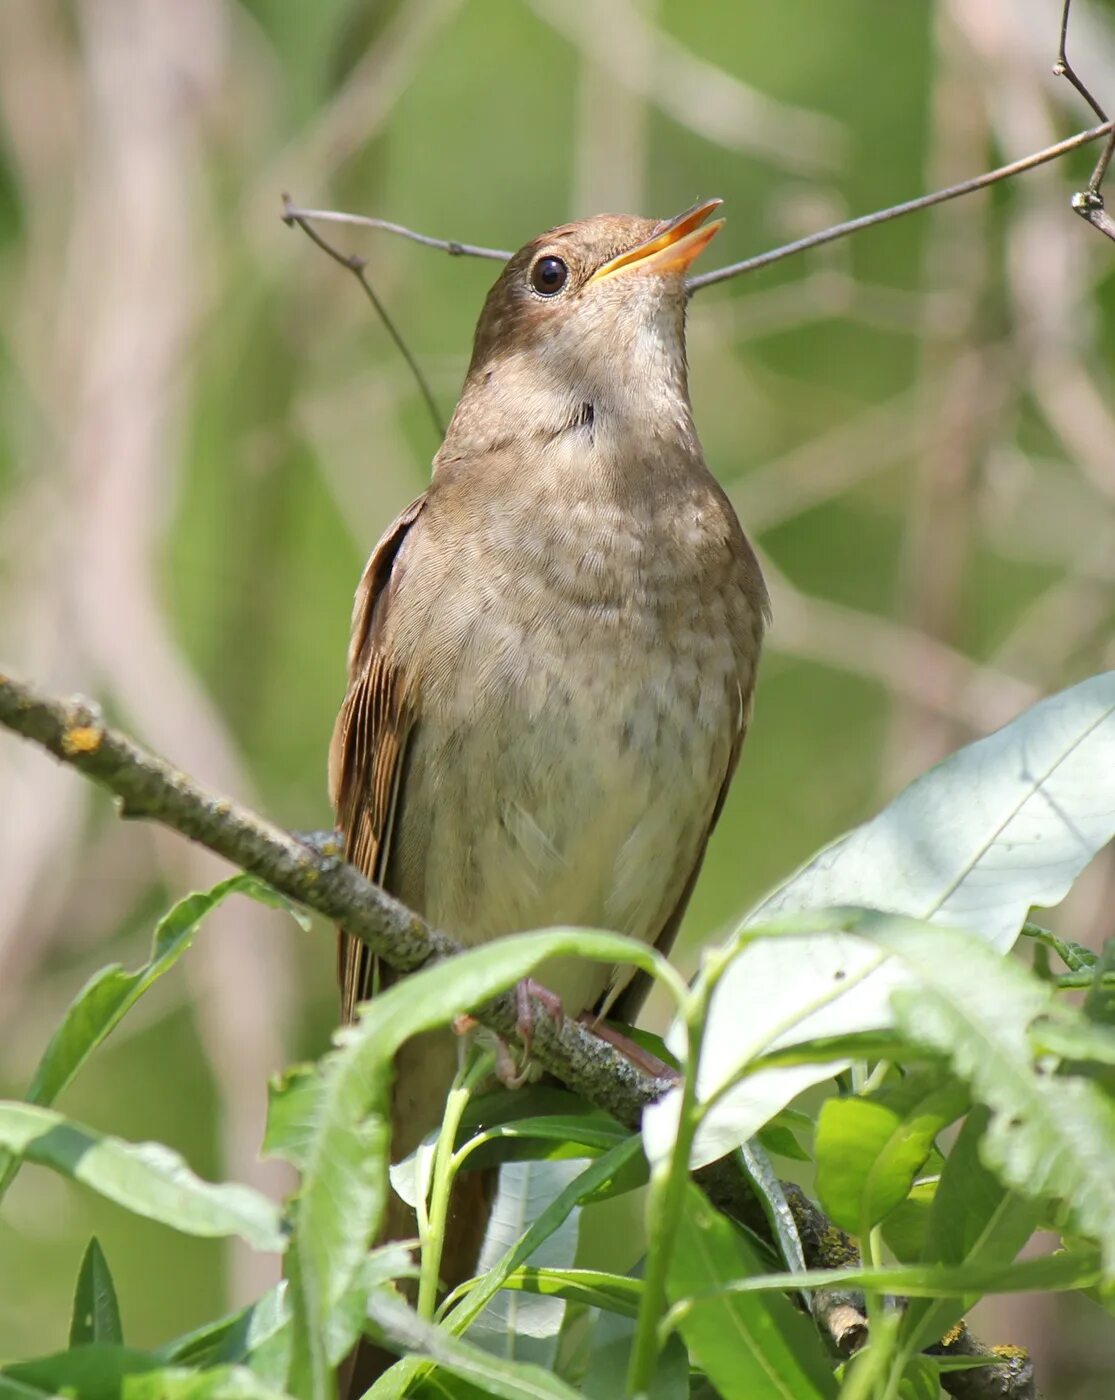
top-left (2, 674), bottom-right (1114, 1398)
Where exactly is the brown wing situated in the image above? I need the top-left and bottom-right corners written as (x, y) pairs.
top-left (605, 680), bottom-right (753, 1025)
top-left (330, 495), bottom-right (426, 1024)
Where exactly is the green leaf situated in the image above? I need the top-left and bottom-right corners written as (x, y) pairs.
top-left (881, 1181), bottom-right (936, 1263)
top-left (125, 1366), bottom-right (294, 1400)
top-left (287, 929), bottom-right (664, 1400)
top-left (900, 1108), bottom-right (1041, 1352)
top-left (367, 1292), bottom-right (584, 1400)
top-left (1028, 1014), bottom-right (1115, 1066)
top-left (263, 1065), bottom-right (323, 1170)
top-left (671, 1245), bottom-right (1099, 1303)
top-left (667, 1185), bottom-right (837, 1400)
top-left (0, 875), bottom-right (305, 1203)
top-left (70, 1237), bottom-right (123, 1346)
top-left (156, 1286), bottom-right (290, 1369)
top-left (0, 1101), bottom-right (287, 1251)
top-left (1086, 939), bottom-right (1115, 1028)
top-left (495, 1267), bottom-right (642, 1317)
top-left (664, 671), bottom-right (1115, 1161)
top-left (2, 1346), bottom-right (159, 1400)
top-left (755, 1121), bottom-right (809, 1163)
top-left (581, 1308), bottom-right (687, 1400)
top-left (815, 1073), bottom-right (967, 1235)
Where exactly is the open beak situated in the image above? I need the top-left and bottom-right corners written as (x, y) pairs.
top-left (588, 199), bottom-right (724, 284)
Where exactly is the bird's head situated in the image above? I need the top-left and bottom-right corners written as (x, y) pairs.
top-left (454, 201), bottom-right (723, 445)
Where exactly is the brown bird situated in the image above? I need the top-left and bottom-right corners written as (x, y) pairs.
top-left (329, 199), bottom-right (768, 1384)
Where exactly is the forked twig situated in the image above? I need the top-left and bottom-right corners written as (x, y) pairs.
top-left (1055, 0), bottom-right (1115, 241)
top-left (281, 204), bottom-right (511, 262)
top-left (690, 120), bottom-right (1115, 288)
top-left (281, 194), bottom-right (446, 440)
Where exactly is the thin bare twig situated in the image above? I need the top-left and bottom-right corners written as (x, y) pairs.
top-left (287, 120), bottom-right (1114, 298)
top-left (689, 120), bottom-right (1115, 290)
top-left (282, 195), bottom-right (446, 441)
top-left (280, 205), bottom-right (511, 262)
top-left (0, 669), bottom-right (1041, 1397)
top-left (1055, 1), bottom-right (1115, 241)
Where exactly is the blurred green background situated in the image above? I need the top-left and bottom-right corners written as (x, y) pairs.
top-left (1, 0), bottom-right (1113, 1390)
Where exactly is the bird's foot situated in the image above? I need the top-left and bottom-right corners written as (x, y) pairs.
top-left (494, 978), bottom-right (564, 1088)
top-left (577, 1013), bottom-right (681, 1083)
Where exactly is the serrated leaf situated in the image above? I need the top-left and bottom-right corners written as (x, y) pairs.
top-left (652, 673), bottom-right (1115, 1165)
top-left (815, 1073), bottom-right (967, 1235)
top-left (0, 1101), bottom-right (287, 1251)
top-left (0, 875), bottom-right (304, 1204)
top-left (69, 1237), bottom-right (123, 1346)
top-left (667, 1185), bottom-right (837, 1399)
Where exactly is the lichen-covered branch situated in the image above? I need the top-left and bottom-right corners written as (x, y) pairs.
top-left (0, 671), bottom-right (1038, 1397)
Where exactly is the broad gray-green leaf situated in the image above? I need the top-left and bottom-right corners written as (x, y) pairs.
top-left (888, 951), bottom-right (1115, 1276)
top-left (0, 874), bottom-right (304, 1203)
top-left (0, 1102), bottom-right (286, 1251)
top-left (469, 1159), bottom-right (587, 1368)
top-left (287, 929), bottom-right (663, 1400)
top-left (647, 673), bottom-right (1115, 1165)
top-left (69, 1237), bottom-right (123, 1346)
top-left (667, 1185), bottom-right (837, 1399)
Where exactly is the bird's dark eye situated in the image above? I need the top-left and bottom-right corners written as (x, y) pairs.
top-left (530, 255), bottom-right (568, 296)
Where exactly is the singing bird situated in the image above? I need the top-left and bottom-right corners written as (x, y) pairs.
top-left (329, 199), bottom-right (768, 1380)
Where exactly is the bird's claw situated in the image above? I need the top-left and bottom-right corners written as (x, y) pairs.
top-left (493, 978), bottom-right (564, 1087)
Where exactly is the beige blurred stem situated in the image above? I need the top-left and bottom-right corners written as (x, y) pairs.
top-left (0, 0), bottom-right (295, 1308)
top-left (0, 672), bottom-right (1042, 1400)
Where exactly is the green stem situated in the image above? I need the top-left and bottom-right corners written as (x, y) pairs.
top-left (417, 1047), bottom-right (492, 1320)
top-left (625, 951), bottom-right (725, 1398)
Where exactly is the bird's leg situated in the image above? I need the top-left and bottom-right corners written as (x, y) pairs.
top-left (577, 1012), bottom-right (681, 1083)
top-left (497, 979), bottom-right (565, 1088)
top-left (451, 979), bottom-right (564, 1088)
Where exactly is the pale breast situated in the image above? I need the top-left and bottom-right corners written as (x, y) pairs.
top-left (382, 448), bottom-right (762, 1016)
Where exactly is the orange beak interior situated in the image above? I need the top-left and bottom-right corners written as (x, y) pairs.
top-left (588, 198), bottom-right (724, 284)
